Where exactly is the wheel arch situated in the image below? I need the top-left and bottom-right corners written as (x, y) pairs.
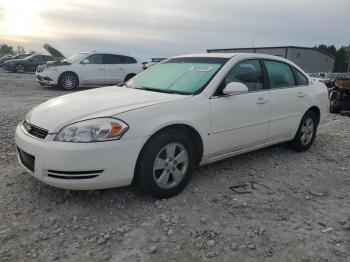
top-left (124, 73), bottom-right (136, 82)
top-left (306, 106), bottom-right (320, 125)
top-left (132, 123), bottom-right (204, 183)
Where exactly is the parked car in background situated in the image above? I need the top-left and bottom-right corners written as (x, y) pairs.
top-left (0, 54), bottom-right (13, 67)
top-left (329, 75), bottom-right (350, 114)
top-left (308, 72), bottom-right (336, 88)
top-left (143, 58), bottom-right (167, 70)
top-left (37, 46), bottom-right (143, 90)
top-left (15, 53), bottom-right (328, 198)
top-left (4, 54), bottom-right (53, 73)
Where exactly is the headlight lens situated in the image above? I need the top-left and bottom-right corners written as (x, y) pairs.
top-left (54, 118), bottom-right (129, 142)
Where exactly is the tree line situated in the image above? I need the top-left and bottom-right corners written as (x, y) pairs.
top-left (0, 43), bottom-right (34, 57)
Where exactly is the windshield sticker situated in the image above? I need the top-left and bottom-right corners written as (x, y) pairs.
top-left (190, 65), bottom-right (213, 72)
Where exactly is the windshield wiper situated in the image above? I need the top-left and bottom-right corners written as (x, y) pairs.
top-left (137, 87), bottom-right (192, 95)
top-left (137, 87), bottom-right (186, 94)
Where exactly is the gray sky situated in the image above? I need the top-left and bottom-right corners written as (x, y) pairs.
top-left (0, 0), bottom-right (349, 61)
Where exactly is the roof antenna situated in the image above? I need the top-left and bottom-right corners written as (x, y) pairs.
top-left (252, 35), bottom-right (256, 48)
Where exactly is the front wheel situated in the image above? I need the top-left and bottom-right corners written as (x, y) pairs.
top-left (135, 129), bottom-right (196, 198)
top-left (288, 111), bottom-right (317, 151)
top-left (14, 64), bottom-right (25, 73)
top-left (59, 72), bottom-right (79, 90)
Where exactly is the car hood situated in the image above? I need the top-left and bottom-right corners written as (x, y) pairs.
top-left (43, 43), bottom-right (65, 59)
top-left (26, 86), bottom-right (188, 132)
top-left (4, 58), bottom-right (23, 64)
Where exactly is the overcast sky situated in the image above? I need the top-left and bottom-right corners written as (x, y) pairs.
top-left (0, 0), bottom-right (349, 60)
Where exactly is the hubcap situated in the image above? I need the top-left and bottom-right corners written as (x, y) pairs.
top-left (153, 142), bottom-right (189, 189)
top-left (300, 117), bottom-right (314, 145)
top-left (62, 75), bottom-right (75, 89)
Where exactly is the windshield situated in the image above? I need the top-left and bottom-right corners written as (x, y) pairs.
top-left (128, 57), bottom-right (228, 94)
top-left (66, 53), bottom-right (87, 63)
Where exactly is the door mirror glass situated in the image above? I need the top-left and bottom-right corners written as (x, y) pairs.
top-left (81, 59), bottom-right (90, 64)
top-left (222, 82), bottom-right (249, 95)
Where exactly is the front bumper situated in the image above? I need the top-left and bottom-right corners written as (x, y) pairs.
top-left (15, 124), bottom-right (146, 190)
top-left (3, 63), bottom-right (14, 71)
top-left (36, 70), bottom-right (59, 86)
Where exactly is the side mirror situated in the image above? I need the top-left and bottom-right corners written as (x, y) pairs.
top-left (222, 82), bottom-right (248, 95)
top-left (81, 59), bottom-right (90, 64)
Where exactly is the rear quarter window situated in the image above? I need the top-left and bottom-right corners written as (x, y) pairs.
top-left (293, 68), bottom-right (309, 86)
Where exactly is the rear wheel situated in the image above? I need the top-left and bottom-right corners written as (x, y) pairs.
top-left (124, 74), bottom-right (135, 82)
top-left (288, 111), bottom-right (317, 151)
top-left (14, 64), bottom-right (25, 73)
top-left (59, 72), bottom-right (78, 90)
top-left (135, 129), bottom-right (196, 198)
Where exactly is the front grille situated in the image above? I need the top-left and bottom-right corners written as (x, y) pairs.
top-left (17, 147), bottom-right (35, 172)
top-left (23, 120), bottom-right (48, 140)
top-left (47, 170), bottom-right (103, 180)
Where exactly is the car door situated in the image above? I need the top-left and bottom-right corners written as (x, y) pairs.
top-left (263, 59), bottom-right (312, 142)
top-left (28, 55), bottom-right (44, 71)
top-left (103, 54), bottom-right (123, 84)
top-left (79, 54), bottom-right (105, 85)
top-left (210, 59), bottom-right (271, 157)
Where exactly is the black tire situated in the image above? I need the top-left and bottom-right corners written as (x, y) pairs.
top-left (58, 72), bottom-right (79, 90)
top-left (14, 64), bottom-right (25, 73)
top-left (288, 111), bottom-right (318, 152)
top-left (124, 74), bottom-right (135, 82)
top-left (135, 129), bottom-right (196, 199)
top-left (329, 93), bottom-right (341, 113)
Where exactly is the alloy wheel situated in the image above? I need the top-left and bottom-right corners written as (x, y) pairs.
top-left (300, 117), bottom-right (314, 145)
top-left (153, 142), bottom-right (189, 189)
top-left (16, 65), bottom-right (25, 73)
top-left (62, 75), bottom-right (75, 89)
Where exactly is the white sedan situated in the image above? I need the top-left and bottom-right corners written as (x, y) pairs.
top-left (15, 53), bottom-right (328, 198)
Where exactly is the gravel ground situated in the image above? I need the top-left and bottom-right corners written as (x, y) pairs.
top-left (0, 69), bottom-right (349, 262)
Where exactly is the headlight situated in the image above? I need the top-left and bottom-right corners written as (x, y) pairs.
top-left (54, 118), bottom-right (129, 142)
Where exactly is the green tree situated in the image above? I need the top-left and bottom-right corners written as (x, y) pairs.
top-left (0, 44), bottom-right (14, 56)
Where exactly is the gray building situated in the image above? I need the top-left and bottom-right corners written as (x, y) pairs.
top-left (207, 46), bottom-right (335, 73)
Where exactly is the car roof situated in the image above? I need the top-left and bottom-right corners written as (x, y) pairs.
top-left (173, 53), bottom-right (237, 59)
top-left (173, 52), bottom-right (292, 60)
top-left (175, 52), bottom-right (300, 63)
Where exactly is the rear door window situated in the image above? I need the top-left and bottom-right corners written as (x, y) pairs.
top-left (104, 54), bottom-right (122, 64)
top-left (264, 60), bottom-right (296, 89)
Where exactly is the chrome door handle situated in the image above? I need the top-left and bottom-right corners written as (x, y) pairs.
top-left (256, 97), bottom-right (268, 104)
top-left (298, 92), bottom-right (306, 97)
top-left (99, 68), bottom-right (104, 71)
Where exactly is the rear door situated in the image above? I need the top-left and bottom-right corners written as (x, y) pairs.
top-left (103, 54), bottom-right (124, 84)
top-left (79, 54), bottom-right (105, 85)
top-left (263, 59), bottom-right (313, 142)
